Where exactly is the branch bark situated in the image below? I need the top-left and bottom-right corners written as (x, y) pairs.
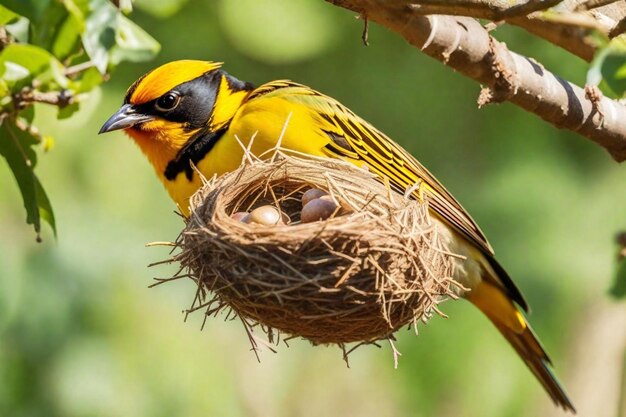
top-left (333, 1), bottom-right (626, 62)
top-left (327, 0), bottom-right (626, 162)
top-left (13, 88), bottom-right (73, 109)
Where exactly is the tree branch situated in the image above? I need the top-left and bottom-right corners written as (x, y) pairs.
top-left (12, 88), bottom-right (73, 109)
top-left (404, 0), bottom-right (564, 19)
top-left (506, 13), bottom-right (598, 61)
top-left (327, 0), bottom-right (626, 161)
top-left (336, 1), bottom-right (626, 62)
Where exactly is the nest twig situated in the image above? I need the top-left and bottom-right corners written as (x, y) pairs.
top-left (160, 150), bottom-right (460, 358)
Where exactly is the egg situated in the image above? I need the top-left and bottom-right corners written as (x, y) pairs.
top-left (231, 211), bottom-right (249, 222)
top-left (301, 188), bottom-right (328, 207)
top-left (247, 206), bottom-right (283, 225)
top-left (301, 197), bottom-right (338, 223)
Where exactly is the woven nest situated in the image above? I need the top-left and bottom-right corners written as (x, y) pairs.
top-left (166, 151), bottom-right (459, 352)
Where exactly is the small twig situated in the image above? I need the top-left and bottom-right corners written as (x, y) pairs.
top-left (13, 88), bottom-right (73, 109)
top-left (483, 20), bottom-right (504, 31)
top-left (361, 14), bottom-right (370, 46)
top-left (610, 16), bottom-right (626, 38)
top-left (388, 335), bottom-right (402, 369)
top-left (585, 84), bottom-right (606, 128)
top-left (405, 0), bottom-right (562, 20)
top-left (576, 0), bottom-right (622, 11)
top-left (497, 0), bottom-right (564, 19)
top-left (64, 61), bottom-right (96, 77)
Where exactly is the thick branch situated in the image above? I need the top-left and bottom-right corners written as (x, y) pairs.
top-left (405, 0), bottom-right (565, 19)
top-left (337, 1), bottom-right (626, 62)
top-left (328, 0), bottom-right (626, 161)
top-left (507, 14), bottom-right (598, 61)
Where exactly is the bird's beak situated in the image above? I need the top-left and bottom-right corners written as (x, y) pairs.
top-left (99, 104), bottom-right (155, 134)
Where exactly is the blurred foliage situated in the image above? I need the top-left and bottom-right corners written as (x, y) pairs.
top-left (218, 0), bottom-right (339, 65)
top-left (612, 258), bottom-right (626, 298)
top-left (0, 0), bottom-right (159, 240)
top-left (587, 33), bottom-right (626, 98)
top-left (611, 233), bottom-right (626, 298)
top-left (0, 1), bottom-right (625, 417)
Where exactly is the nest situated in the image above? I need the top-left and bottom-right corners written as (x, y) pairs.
top-left (166, 151), bottom-right (459, 355)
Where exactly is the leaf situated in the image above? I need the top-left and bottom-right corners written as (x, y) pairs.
top-left (57, 102), bottom-right (80, 120)
top-left (0, 44), bottom-right (69, 90)
top-left (0, 5), bottom-right (19, 25)
top-left (109, 15), bottom-right (160, 66)
top-left (30, 3), bottom-right (69, 51)
top-left (82, 0), bottom-right (159, 74)
top-left (82, 0), bottom-right (118, 74)
top-left (62, 0), bottom-right (86, 28)
top-left (1, 62), bottom-right (30, 84)
top-left (4, 16), bottom-right (30, 43)
top-left (134, 0), bottom-right (188, 18)
top-left (0, 118), bottom-right (56, 240)
top-left (0, 44), bottom-right (51, 75)
top-left (52, 13), bottom-right (82, 60)
top-left (587, 35), bottom-right (626, 98)
top-left (0, 0), bottom-right (52, 23)
top-left (72, 66), bottom-right (103, 93)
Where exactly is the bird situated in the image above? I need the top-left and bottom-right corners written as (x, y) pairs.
top-left (100, 60), bottom-right (575, 412)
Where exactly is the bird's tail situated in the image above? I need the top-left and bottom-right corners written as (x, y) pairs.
top-left (466, 279), bottom-right (576, 413)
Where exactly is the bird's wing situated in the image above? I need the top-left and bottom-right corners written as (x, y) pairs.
top-left (248, 81), bottom-right (529, 311)
top-left (252, 81), bottom-right (494, 255)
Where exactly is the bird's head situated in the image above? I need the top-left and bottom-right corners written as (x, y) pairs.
top-left (99, 60), bottom-right (253, 174)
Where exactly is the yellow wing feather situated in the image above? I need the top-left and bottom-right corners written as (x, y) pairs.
top-left (250, 81), bottom-right (494, 255)
top-left (238, 80), bottom-right (528, 310)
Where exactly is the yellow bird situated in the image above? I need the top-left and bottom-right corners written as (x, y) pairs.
top-left (100, 60), bottom-right (574, 412)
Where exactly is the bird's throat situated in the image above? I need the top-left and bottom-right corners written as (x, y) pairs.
top-left (125, 127), bottom-right (180, 181)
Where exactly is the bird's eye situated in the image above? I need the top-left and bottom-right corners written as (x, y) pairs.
top-left (156, 92), bottom-right (180, 111)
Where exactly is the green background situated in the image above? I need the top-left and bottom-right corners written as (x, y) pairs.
top-left (1, 1), bottom-right (625, 416)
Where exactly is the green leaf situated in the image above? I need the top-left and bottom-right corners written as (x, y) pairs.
top-left (82, 0), bottom-right (159, 74)
top-left (0, 5), bottom-right (20, 25)
top-left (57, 102), bottom-right (79, 120)
top-left (0, 119), bottom-right (56, 240)
top-left (82, 0), bottom-right (118, 74)
top-left (19, 106), bottom-right (35, 124)
top-left (71, 66), bottom-right (103, 93)
top-left (34, 176), bottom-right (55, 237)
top-left (134, 0), bottom-right (188, 18)
top-left (1, 62), bottom-right (30, 84)
top-left (610, 258), bottom-right (626, 299)
top-left (52, 13), bottom-right (82, 60)
top-left (0, 44), bottom-right (55, 77)
top-left (62, 0), bottom-right (86, 28)
top-left (0, 0), bottom-right (52, 23)
top-left (587, 35), bottom-right (626, 98)
top-left (0, 44), bottom-right (69, 90)
top-left (34, 5), bottom-right (69, 51)
top-left (4, 16), bottom-right (30, 43)
top-left (109, 14), bottom-right (160, 66)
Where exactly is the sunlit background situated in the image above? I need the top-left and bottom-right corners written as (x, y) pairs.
top-left (1, 1), bottom-right (626, 416)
